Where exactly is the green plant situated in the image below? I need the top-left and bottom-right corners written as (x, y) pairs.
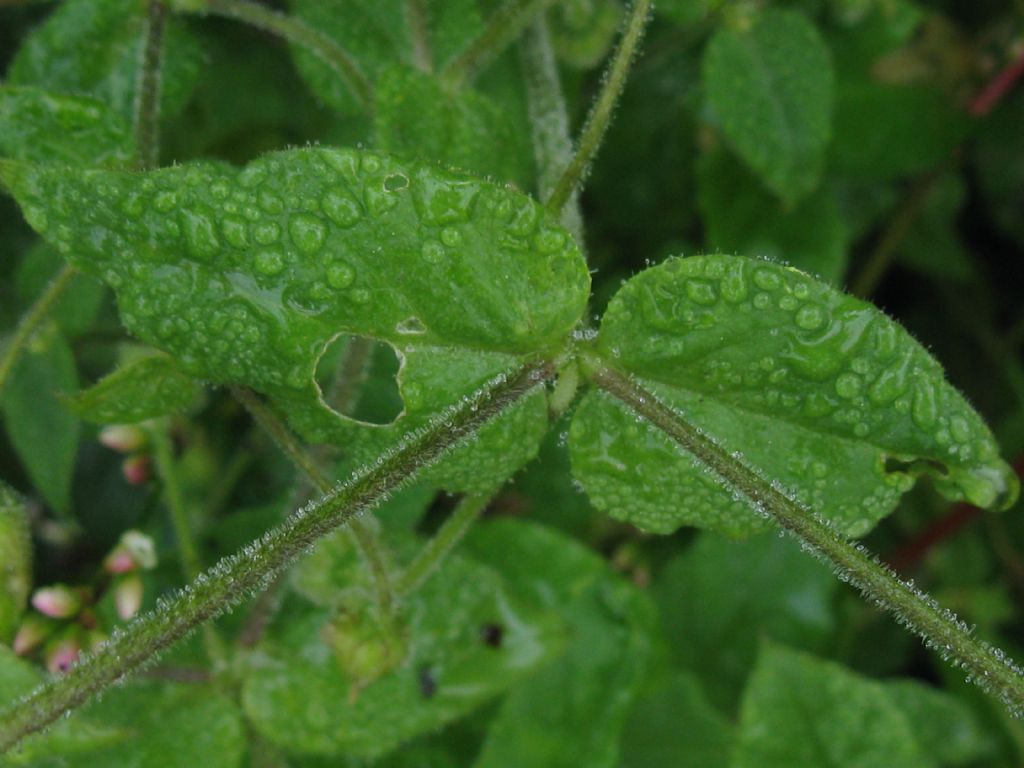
top-left (1, 0), bottom-right (1024, 764)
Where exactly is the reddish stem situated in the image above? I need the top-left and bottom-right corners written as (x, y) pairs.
top-left (886, 456), bottom-right (1024, 571)
top-left (970, 49), bottom-right (1024, 117)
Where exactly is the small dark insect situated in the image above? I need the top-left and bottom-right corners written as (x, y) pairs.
top-left (479, 622), bottom-right (503, 648)
top-left (418, 665), bottom-right (437, 699)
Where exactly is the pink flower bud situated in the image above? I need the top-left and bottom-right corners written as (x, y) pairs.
top-left (31, 585), bottom-right (80, 619)
top-left (114, 574), bottom-right (144, 620)
top-left (99, 425), bottom-right (147, 454)
top-left (122, 455), bottom-right (152, 485)
top-left (104, 549), bottom-right (136, 574)
top-left (13, 615), bottom-right (55, 655)
top-left (45, 633), bottom-right (82, 674)
top-left (103, 530), bottom-right (157, 573)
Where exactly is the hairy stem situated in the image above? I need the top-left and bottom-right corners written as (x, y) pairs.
top-left (519, 17), bottom-right (584, 243)
top-left (230, 385), bottom-right (395, 619)
top-left (397, 490), bottom-right (496, 594)
top-left (441, 0), bottom-right (554, 89)
top-left (405, 0), bottom-right (433, 73)
top-left (189, 0), bottom-right (373, 112)
top-left (0, 266), bottom-right (76, 398)
top-left (133, 0), bottom-right (167, 171)
top-left (545, 0), bottom-right (651, 215)
top-left (592, 364), bottom-right (1024, 716)
top-left (0, 360), bottom-right (551, 753)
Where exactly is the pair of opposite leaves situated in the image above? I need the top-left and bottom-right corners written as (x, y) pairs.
top-left (0, 147), bottom-right (1016, 538)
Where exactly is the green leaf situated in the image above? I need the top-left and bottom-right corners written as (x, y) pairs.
top-left (570, 255), bottom-right (1017, 537)
top-left (0, 148), bottom-right (589, 491)
top-left (829, 83), bottom-right (968, 180)
top-left (548, 0), bottom-right (623, 69)
top-left (0, 482), bottom-right (31, 644)
top-left (618, 671), bottom-right (734, 768)
top-left (242, 554), bottom-right (565, 759)
top-left (69, 355), bottom-right (201, 425)
top-left (0, 86), bottom-right (133, 168)
top-left (696, 147), bottom-right (848, 284)
top-left (7, 0), bottom-right (203, 122)
top-left (375, 66), bottom-right (533, 188)
top-left (289, 0), bottom-right (482, 116)
top-left (652, 532), bottom-right (836, 712)
top-left (1, 323), bottom-right (79, 515)
top-left (885, 680), bottom-right (997, 767)
top-left (895, 174), bottom-right (974, 282)
top-left (732, 644), bottom-right (932, 768)
top-left (465, 519), bottom-right (656, 768)
top-left (702, 9), bottom-right (834, 203)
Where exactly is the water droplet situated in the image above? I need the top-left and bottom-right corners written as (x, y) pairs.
top-left (350, 288), bottom-right (370, 304)
top-left (321, 189), bottom-right (362, 228)
top-left (258, 190), bottom-right (283, 214)
top-left (180, 208), bottom-right (220, 260)
top-left (253, 221), bottom-right (281, 245)
top-left (361, 155), bottom-right (381, 174)
top-left (912, 379), bottom-right (938, 428)
top-left (221, 216), bottom-right (249, 248)
top-left (753, 292), bottom-right (772, 309)
top-left (535, 229), bottom-right (565, 253)
top-left (238, 165), bottom-right (267, 188)
top-left (289, 213), bottom-right (327, 254)
top-left (795, 305), bottom-right (824, 330)
top-left (254, 250), bottom-right (284, 276)
top-left (950, 416), bottom-right (971, 442)
top-left (364, 183), bottom-right (399, 216)
top-left (153, 191), bottom-right (177, 213)
top-left (440, 227), bottom-right (462, 247)
top-left (753, 268), bottom-right (781, 290)
top-left (325, 262), bottom-right (355, 289)
top-left (685, 280), bottom-right (717, 305)
top-left (421, 241), bottom-right (445, 264)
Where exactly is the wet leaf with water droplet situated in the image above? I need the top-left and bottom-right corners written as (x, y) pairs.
top-left (0, 147), bottom-right (588, 492)
top-left (571, 255), bottom-right (1017, 537)
top-left (466, 519), bottom-right (656, 768)
top-left (69, 354), bottom-right (202, 425)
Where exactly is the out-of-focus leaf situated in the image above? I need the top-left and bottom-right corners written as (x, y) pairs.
top-left (895, 173), bottom-right (973, 282)
top-left (974, 92), bottom-right (1024, 250)
top-left (570, 255), bottom-right (1018, 537)
top-left (0, 148), bottom-right (589, 492)
top-left (548, 0), bottom-right (622, 69)
top-left (14, 243), bottom-right (106, 339)
top-left (618, 671), bottom-right (733, 768)
top-left (886, 680), bottom-right (997, 766)
top-left (1, 322), bottom-right (78, 514)
top-left (69, 355), bottom-right (201, 425)
top-left (697, 147), bottom-right (848, 284)
top-left (466, 519), bottom-right (655, 768)
top-left (732, 644), bottom-right (931, 768)
top-left (702, 9), bottom-right (833, 203)
top-left (288, 0), bottom-right (482, 116)
top-left (652, 533), bottom-right (836, 712)
top-left (0, 86), bottom-right (133, 167)
top-left (242, 554), bottom-right (565, 759)
top-left (7, 0), bottom-right (202, 122)
top-left (0, 482), bottom-right (31, 644)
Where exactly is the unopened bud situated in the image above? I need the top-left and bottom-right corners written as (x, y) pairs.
top-left (99, 425), bottom-right (147, 454)
top-left (31, 584), bottom-right (80, 619)
top-left (114, 573), bottom-right (144, 620)
top-left (122, 455), bottom-right (152, 485)
top-left (103, 530), bottom-right (157, 573)
top-left (45, 631), bottom-right (82, 674)
top-left (13, 614), bottom-right (55, 655)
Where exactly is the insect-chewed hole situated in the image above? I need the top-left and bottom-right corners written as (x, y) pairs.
top-left (315, 334), bottom-right (403, 426)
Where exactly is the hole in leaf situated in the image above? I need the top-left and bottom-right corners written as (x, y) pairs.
top-left (315, 334), bottom-right (403, 425)
top-left (883, 455), bottom-right (949, 477)
top-left (383, 173), bottom-right (409, 192)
